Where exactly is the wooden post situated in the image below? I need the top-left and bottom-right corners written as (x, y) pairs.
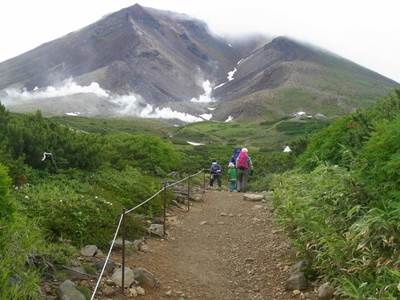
top-left (121, 208), bottom-right (126, 292)
top-left (163, 183), bottom-right (167, 237)
top-left (187, 175), bottom-right (191, 212)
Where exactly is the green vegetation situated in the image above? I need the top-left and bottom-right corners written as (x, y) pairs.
top-left (51, 115), bottom-right (172, 136)
top-left (0, 105), bottom-right (179, 299)
top-left (3, 90), bottom-right (397, 298)
top-left (266, 90), bottom-right (400, 299)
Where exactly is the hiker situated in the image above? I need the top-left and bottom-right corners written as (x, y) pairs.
top-left (235, 148), bottom-right (253, 192)
top-left (229, 147), bottom-right (242, 166)
top-left (210, 159), bottom-right (222, 189)
top-left (227, 162), bottom-right (237, 192)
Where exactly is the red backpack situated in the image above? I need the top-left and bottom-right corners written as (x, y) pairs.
top-left (236, 152), bottom-right (249, 170)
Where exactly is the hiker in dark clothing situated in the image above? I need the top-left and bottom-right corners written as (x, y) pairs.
top-left (210, 159), bottom-right (222, 188)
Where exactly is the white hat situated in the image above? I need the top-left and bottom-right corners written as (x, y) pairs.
top-left (242, 148), bottom-right (248, 152)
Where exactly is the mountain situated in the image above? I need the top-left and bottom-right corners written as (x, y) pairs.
top-left (0, 4), bottom-right (398, 122)
top-left (212, 37), bottom-right (399, 121)
top-left (0, 4), bottom-right (245, 103)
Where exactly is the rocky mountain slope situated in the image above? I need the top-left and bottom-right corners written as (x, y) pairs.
top-left (0, 4), bottom-right (398, 122)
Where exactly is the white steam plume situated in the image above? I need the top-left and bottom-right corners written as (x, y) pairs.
top-left (191, 80), bottom-right (215, 103)
top-left (111, 94), bottom-right (203, 123)
top-left (1, 80), bottom-right (205, 123)
top-left (3, 79), bottom-right (108, 103)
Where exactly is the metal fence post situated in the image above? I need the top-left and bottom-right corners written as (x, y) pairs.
top-left (163, 183), bottom-right (167, 237)
top-left (187, 175), bottom-right (191, 212)
top-left (203, 168), bottom-right (206, 193)
top-left (121, 208), bottom-right (126, 292)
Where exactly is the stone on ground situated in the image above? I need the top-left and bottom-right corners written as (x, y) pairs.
top-left (243, 193), bottom-right (264, 201)
top-left (317, 283), bottom-right (335, 299)
top-left (285, 272), bottom-right (308, 290)
top-left (133, 267), bottom-right (157, 287)
top-left (80, 245), bottom-right (98, 257)
top-left (56, 280), bottom-right (85, 300)
top-left (111, 267), bottom-right (135, 287)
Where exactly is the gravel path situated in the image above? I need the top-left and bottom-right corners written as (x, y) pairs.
top-left (114, 189), bottom-right (310, 300)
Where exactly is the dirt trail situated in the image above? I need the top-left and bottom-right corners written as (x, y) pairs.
top-left (115, 189), bottom-right (302, 300)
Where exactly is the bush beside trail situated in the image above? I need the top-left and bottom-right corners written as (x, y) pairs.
top-left (0, 104), bottom-right (180, 299)
top-left (269, 89), bottom-right (400, 299)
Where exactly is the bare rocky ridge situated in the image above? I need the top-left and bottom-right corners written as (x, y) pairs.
top-left (0, 4), bottom-right (398, 122)
top-left (107, 190), bottom-right (319, 300)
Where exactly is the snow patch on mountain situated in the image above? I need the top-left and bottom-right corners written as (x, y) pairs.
top-left (187, 141), bottom-right (205, 146)
top-left (227, 68), bottom-right (237, 81)
top-left (225, 116), bottom-right (233, 122)
top-left (200, 113), bottom-right (212, 120)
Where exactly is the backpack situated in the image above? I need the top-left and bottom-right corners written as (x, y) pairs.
top-left (232, 148), bottom-right (242, 164)
top-left (211, 163), bottom-right (221, 174)
top-left (236, 152), bottom-right (249, 170)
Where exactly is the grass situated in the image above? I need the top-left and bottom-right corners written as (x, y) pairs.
top-left (50, 116), bottom-right (173, 136)
top-left (50, 114), bottom-right (331, 154)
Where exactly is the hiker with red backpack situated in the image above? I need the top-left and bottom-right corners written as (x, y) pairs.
top-left (235, 148), bottom-right (253, 192)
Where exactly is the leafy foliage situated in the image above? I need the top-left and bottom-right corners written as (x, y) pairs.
top-left (0, 163), bottom-right (13, 221)
top-left (296, 90), bottom-right (400, 171)
top-left (270, 164), bottom-right (400, 298)
top-left (101, 134), bottom-right (178, 175)
top-left (270, 89), bottom-right (400, 298)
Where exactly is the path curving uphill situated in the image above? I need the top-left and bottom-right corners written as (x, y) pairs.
top-left (114, 189), bottom-right (313, 300)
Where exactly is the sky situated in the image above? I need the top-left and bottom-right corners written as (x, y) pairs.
top-left (0, 0), bottom-right (399, 83)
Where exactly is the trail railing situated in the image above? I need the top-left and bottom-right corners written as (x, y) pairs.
top-left (90, 168), bottom-right (207, 300)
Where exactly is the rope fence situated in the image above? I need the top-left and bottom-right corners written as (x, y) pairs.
top-left (90, 213), bottom-right (124, 300)
top-left (89, 167), bottom-right (207, 299)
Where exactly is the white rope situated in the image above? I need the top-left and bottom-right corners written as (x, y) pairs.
top-left (192, 168), bottom-right (205, 177)
top-left (125, 187), bottom-right (165, 214)
top-left (166, 176), bottom-right (189, 188)
top-left (166, 168), bottom-right (205, 188)
top-left (90, 213), bottom-right (124, 300)
top-left (90, 168), bottom-right (205, 299)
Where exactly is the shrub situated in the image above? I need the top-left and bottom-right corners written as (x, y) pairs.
top-left (0, 163), bottom-right (14, 221)
top-left (14, 166), bottom-right (164, 249)
top-left (356, 117), bottom-right (400, 201)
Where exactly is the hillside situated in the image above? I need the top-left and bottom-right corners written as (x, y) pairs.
top-left (0, 4), bottom-right (398, 122)
top-left (0, 4), bottom-right (242, 103)
top-left (211, 37), bottom-right (399, 121)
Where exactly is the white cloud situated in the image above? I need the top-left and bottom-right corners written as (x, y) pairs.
top-left (0, 1), bottom-right (399, 82)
